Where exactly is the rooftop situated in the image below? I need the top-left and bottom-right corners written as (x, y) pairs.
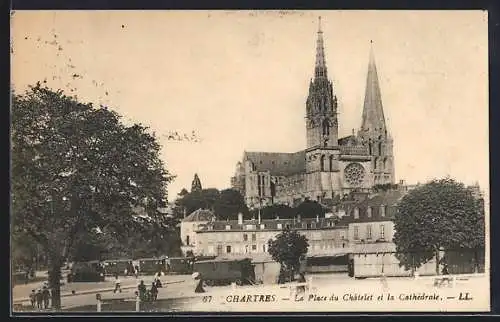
top-left (196, 217), bottom-right (344, 232)
top-left (244, 151), bottom-right (305, 176)
top-left (182, 208), bottom-right (216, 222)
top-left (339, 190), bottom-right (404, 224)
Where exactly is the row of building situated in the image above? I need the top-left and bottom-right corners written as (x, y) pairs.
top-left (179, 181), bottom-right (483, 278)
top-left (181, 188), bottom-right (403, 258)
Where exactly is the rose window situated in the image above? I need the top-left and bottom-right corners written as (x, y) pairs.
top-left (344, 163), bottom-right (365, 186)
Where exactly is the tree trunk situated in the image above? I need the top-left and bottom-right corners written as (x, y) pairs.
top-left (48, 259), bottom-right (63, 310)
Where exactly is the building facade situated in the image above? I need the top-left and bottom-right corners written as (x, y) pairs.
top-left (180, 209), bottom-right (216, 256)
top-left (193, 214), bottom-right (348, 257)
top-left (231, 18), bottom-right (395, 209)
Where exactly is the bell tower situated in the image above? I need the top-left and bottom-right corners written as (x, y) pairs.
top-left (358, 42), bottom-right (395, 185)
top-left (306, 16), bottom-right (339, 150)
top-left (305, 17), bottom-right (341, 201)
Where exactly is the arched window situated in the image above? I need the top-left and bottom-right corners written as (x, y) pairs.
top-left (320, 155), bottom-right (326, 171)
top-left (383, 157), bottom-right (388, 171)
top-left (373, 157), bottom-right (378, 170)
top-left (378, 142), bottom-right (383, 156)
top-left (367, 206), bottom-right (372, 218)
top-left (322, 119), bottom-right (330, 136)
top-left (186, 235), bottom-right (190, 246)
top-left (368, 139), bottom-right (373, 155)
top-left (329, 155), bottom-right (334, 171)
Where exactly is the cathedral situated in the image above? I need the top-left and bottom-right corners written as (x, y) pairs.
top-left (231, 18), bottom-right (395, 209)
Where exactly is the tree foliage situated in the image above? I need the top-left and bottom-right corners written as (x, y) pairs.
top-left (214, 188), bottom-right (249, 220)
top-left (12, 231), bottom-right (39, 271)
top-left (250, 204), bottom-right (295, 220)
top-left (393, 178), bottom-right (485, 272)
top-left (174, 188), bottom-right (248, 220)
top-left (175, 188), bottom-right (220, 215)
top-left (295, 200), bottom-right (327, 218)
top-left (11, 84), bottom-right (174, 308)
top-left (267, 228), bottom-right (309, 276)
top-left (178, 188), bottom-right (189, 198)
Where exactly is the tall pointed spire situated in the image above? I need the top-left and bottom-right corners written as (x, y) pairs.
top-left (314, 16), bottom-right (327, 79)
top-left (360, 40), bottom-right (387, 136)
top-left (191, 173), bottom-right (202, 193)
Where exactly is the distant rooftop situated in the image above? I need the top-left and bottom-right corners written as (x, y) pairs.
top-left (182, 208), bottom-right (216, 222)
top-left (196, 216), bottom-right (344, 233)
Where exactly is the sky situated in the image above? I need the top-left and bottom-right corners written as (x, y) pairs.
top-left (11, 10), bottom-right (489, 203)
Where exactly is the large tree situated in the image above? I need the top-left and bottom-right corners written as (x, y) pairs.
top-left (11, 84), bottom-right (174, 309)
top-left (267, 228), bottom-right (309, 282)
top-left (295, 200), bottom-right (327, 219)
top-left (12, 231), bottom-right (39, 272)
top-left (213, 188), bottom-right (249, 220)
top-left (175, 188), bottom-right (220, 215)
top-left (393, 178), bottom-right (485, 274)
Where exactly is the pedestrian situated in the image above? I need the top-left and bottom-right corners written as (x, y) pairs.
top-left (35, 289), bottom-right (43, 309)
top-left (42, 286), bottom-right (51, 309)
top-left (150, 282), bottom-right (158, 302)
top-left (134, 265), bottom-right (139, 279)
top-left (138, 280), bottom-right (147, 301)
top-left (113, 274), bottom-right (122, 293)
top-left (29, 290), bottom-right (36, 309)
top-left (195, 276), bottom-right (205, 293)
top-left (154, 272), bottom-right (162, 288)
top-left (440, 264), bottom-right (451, 286)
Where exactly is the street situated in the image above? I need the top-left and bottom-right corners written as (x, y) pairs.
top-left (13, 273), bottom-right (488, 312)
top-left (13, 274), bottom-right (190, 310)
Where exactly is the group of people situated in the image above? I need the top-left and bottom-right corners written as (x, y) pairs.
top-left (29, 284), bottom-right (51, 310)
top-left (137, 273), bottom-right (163, 302)
top-left (113, 270), bottom-right (164, 299)
top-left (123, 263), bottom-right (140, 279)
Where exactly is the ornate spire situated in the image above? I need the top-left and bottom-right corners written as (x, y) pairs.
top-left (191, 173), bottom-right (202, 193)
top-left (314, 16), bottom-right (327, 79)
top-left (360, 41), bottom-right (387, 137)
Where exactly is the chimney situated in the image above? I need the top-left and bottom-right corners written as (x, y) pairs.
top-left (238, 213), bottom-right (243, 225)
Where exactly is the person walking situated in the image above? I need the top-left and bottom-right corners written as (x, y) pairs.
top-left (194, 273), bottom-right (205, 293)
top-left (154, 272), bottom-right (162, 288)
top-left (35, 289), bottom-right (43, 310)
top-left (138, 280), bottom-right (147, 301)
top-left (440, 263), bottom-right (451, 286)
top-left (150, 282), bottom-right (158, 302)
top-left (42, 286), bottom-right (51, 309)
top-left (29, 290), bottom-right (36, 309)
top-left (113, 274), bottom-right (122, 293)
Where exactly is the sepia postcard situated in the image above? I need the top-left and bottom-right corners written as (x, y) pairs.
top-left (10, 10), bottom-right (489, 313)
